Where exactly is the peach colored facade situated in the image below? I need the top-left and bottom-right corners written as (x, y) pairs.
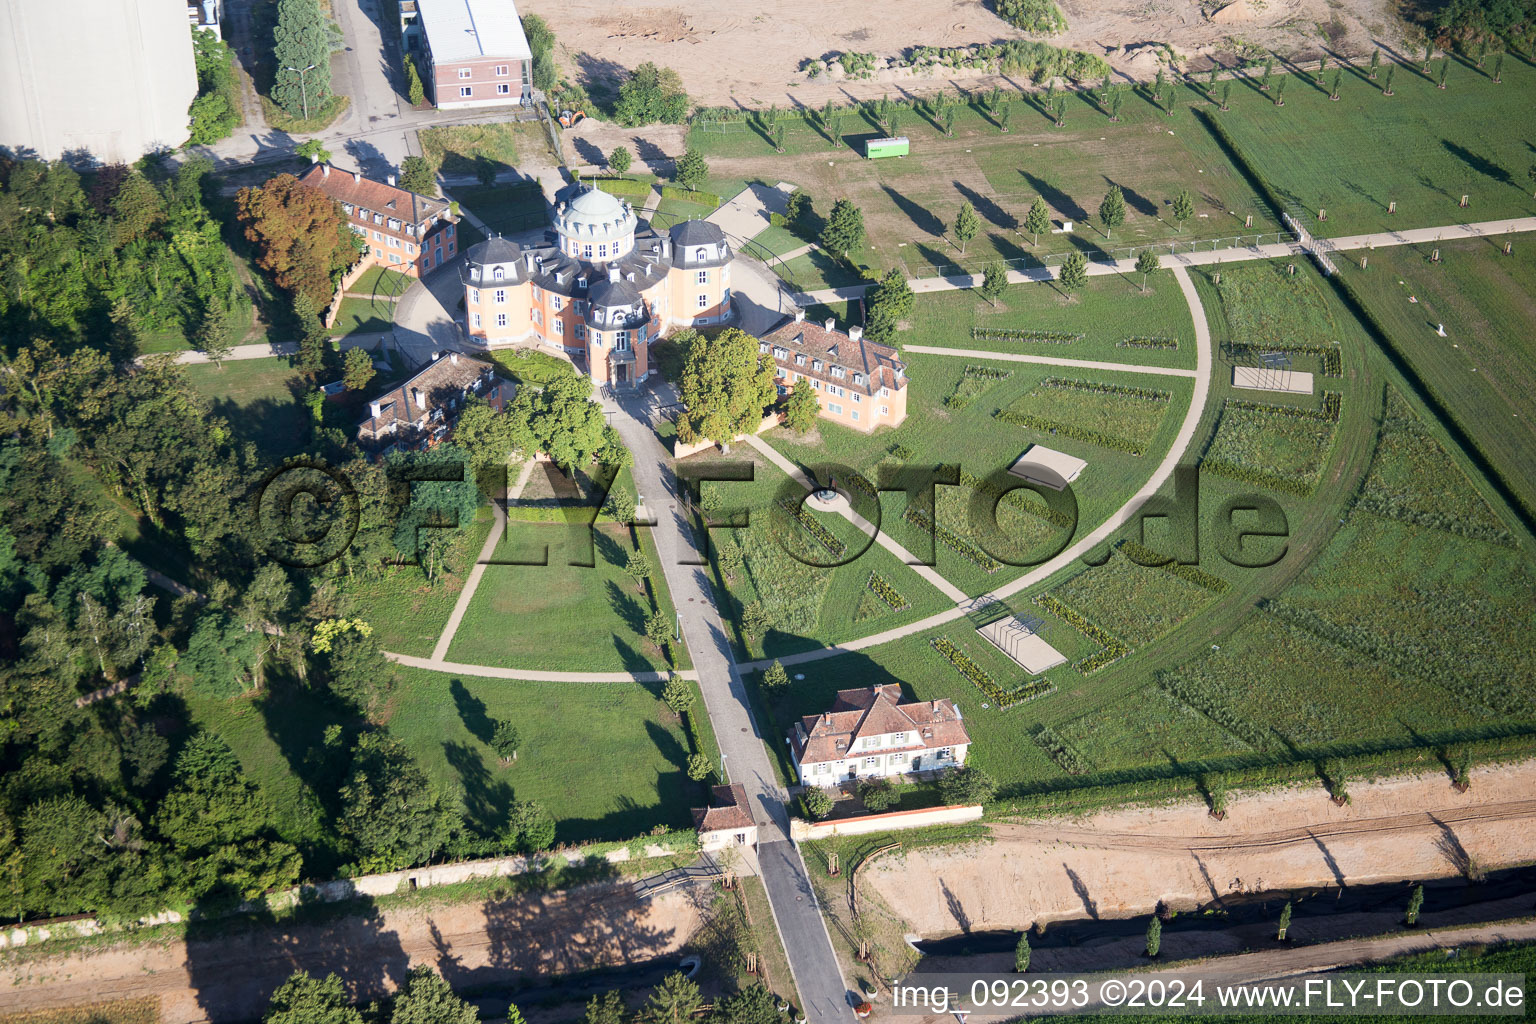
top-left (299, 164), bottom-right (457, 280)
top-left (460, 187), bottom-right (733, 387)
top-left (761, 314), bottom-right (909, 432)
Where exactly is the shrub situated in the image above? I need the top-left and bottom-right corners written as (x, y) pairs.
top-left (971, 326), bottom-right (1082, 344)
top-left (1033, 594), bottom-right (1131, 674)
top-left (930, 635), bottom-right (1055, 707)
top-left (994, 0), bottom-right (1068, 34)
top-left (660, 184), bottom-right (722, 208)
top-left (778, 498), bottom-right (847, 557)
top-left (686, 753), bottom-right (713, 782)
top-left (1119, 336), bottom-right (1180, 350)
top-left (938, 765), bottom-right (996, 805)
top-left (866, 571), bottom-right (909, 610)
top-left (858, 777), bottom-right (898, 812)
top-left (614, 62), bottom-right (691, 126)
top-left (800, 787), bottom-right (834, 820)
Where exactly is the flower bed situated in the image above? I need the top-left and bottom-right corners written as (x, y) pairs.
top-left (904, 505), bottom-right (999, 573)
top-left (1031, 724), bottom-right (1090, 774)
top-left (778, 498), bottom-right (846, 558)
top-left (964, 364), bottom-right (1014, 379)
top-left (866, 570), bottom-right (909, 611)
top-left (972, 327), bottom-right (1083, 344)
top-left (1119, 335), bottom-right (1180, 350)
top-left (995, 409), bottom-right (1147, 456)
top-left (1034, 593), bottom-right (1131, 674)
top-left (1039, 376), bottom-right (1172, 403)
top-left (931, 635), bottom-right (1056, 708)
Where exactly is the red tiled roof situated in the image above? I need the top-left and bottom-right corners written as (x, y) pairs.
top-left (692, 783), bottom-right (754, 832)
top-left (793, 686), bottom-right (970, 765)
top-left (297, 163), bottom-right (450, 228)
top-left (761, 316), bottom-right (907, 396)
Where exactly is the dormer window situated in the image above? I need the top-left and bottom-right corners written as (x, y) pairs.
top-left (853, 373), bottom-right (865, 386)
top-left (812, 359), bottom-right (823, 371)
top-left (831, 366), bottom-right (845, 379)
top-left (794, 354), bottom-right (806, 366)
top-left (758, 342), bottom-right (769, 353)
top-left (492, 266), bottom-right (504, 281)
top-left (695, 247), bottom-right (707, 261)
top-left (772, 346), bottom-right (787, 359)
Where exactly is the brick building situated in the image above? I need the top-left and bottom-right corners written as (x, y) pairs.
top-left (298, 163), bottom-right (458, 279)
top-left (759, 313), bottom-right (909, 431)
top-left (460, 185), bottom-right (733, 387)
top-left (414, 0), bottom-right (532, 109)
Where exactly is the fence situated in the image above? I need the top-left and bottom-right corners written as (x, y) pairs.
top-left (789, 802), bottom-right (984, 841)
top-left (1283, 210), bottom-right (1336, 276)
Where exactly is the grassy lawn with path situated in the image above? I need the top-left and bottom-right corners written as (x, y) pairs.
top-left (184, 357), bottom-right (309, 459)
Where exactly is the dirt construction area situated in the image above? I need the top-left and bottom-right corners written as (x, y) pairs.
top-left (863, 761), bottom-right (1536, 944)
top-left (522, 0), bottom-right (1408, 109)
top-left (0, 879), bottom-right (713, 1024)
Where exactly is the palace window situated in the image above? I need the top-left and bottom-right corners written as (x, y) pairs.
top-left (494, 289), bottom-right (506, 304)
top-left (696, 270), bottom-right (708, 285)
top-left (496, 313), bottom-right (507, 327)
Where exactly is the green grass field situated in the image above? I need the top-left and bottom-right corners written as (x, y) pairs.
top-left (329, 296), bottom-right (394, 339)
top-left (445, 520), bottom-right (684, 673)
top-left (348, 265), bottom-right (412, 299)
top-left (1339, 236), bottom-right (1536, 520)
top-left (1215, 57), bottom-right (1536, 237)
top-left (184, 357), bottom-right (310, 459)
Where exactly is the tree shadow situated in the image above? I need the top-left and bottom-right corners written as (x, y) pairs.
top-left (450, 678), bottom-right (494, 744)
top-left (634, 137), bottom-right (670, 173)
top-left (1102, 175), bottom-right (1159, 218)
top-left (1019, 170), bottom-right (1087, 222)
top-left (1064, 864), bottom-right (1098, 919)
top-left (1441, 140), bottom-right (1513, 186)
top-left (443, 739), bottom-right (513, 837)
top-left (571, 136), bottom-right (605, 168)
top-left (611, 632), bottom-right (653, 675)
top-left (1309, 832), bottom-right (1347, 888)
top-left (953, 180), bottom-right (1017, 230)
top-left (940, 877), bottom-right (973, 933)
top-left (606, 579), bottom-right (647, 635)
top-left (343, 138), bottom-right (393, 181)
top-left (185, 894), bottom-right (410, 1022)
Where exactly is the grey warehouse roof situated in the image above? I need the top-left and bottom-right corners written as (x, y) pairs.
top-left (417, 0), bottom-right (533, 62)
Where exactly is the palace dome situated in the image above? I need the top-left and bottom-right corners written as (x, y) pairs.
top-left (555, 186), bottom-right (636, 246)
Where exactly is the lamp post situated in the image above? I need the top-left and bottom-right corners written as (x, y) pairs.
top-left (284, 63), bottom-right (318, 121)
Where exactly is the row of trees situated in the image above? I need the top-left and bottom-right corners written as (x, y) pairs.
top-left (188, 28), bottom-right (243, 144)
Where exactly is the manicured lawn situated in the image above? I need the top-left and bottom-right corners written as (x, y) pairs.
top-left (329, 295), bottom-right (394, 338)
top-left (387, 666), bottom-right (702, 843)
top-left (1216, 57), bottom-right (1536, 237)
top-left (452, 182), bottom-right (548, 235)
top-left (445, 520), bottom-right (685, 673)
top-left (349, 265), bottom-right (412, 299)
top-left (184, 357), bottom-right (310, 459)
top-left (654, 197), bottom-right (715, 224)
top-left (748, 223), bottom-right (811, 259)
top-left (1339, 236), bottom-right (1536, 521)
top-left (340, 505), bottom-right (497, 657)
top-left (900, 272), bottom-right (1199, 370)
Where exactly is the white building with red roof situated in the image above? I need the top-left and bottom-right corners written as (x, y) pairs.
top-left (790, 685), bottom-right (971, 787)
top-left (692, 783), bottom-right (758, 851)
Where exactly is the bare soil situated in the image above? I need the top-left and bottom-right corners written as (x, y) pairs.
top-left (522, 0), bottom-right (1410, 110)
top-left (862, 762), bottom-right (1536, 941)
top-left (0, 880), bottom-right (713, 1024)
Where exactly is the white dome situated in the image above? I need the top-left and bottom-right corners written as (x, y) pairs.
top-left (557, 186), bottom-right (636, 244)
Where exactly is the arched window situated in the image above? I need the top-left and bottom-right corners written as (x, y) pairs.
top-left (492, 266), bottom-right (504, 281)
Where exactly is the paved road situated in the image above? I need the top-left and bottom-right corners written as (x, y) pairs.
top-left (902, 344), bottom-right (1199, 378)
top-left (603, 386), bottom-right (852, 1020)
top-left (789, 215), bottom-right (1536, 307)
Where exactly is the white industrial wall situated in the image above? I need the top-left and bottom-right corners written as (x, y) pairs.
top-left (0, 0), bottom-right (198, 163)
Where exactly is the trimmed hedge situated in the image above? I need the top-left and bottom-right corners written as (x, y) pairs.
top-left (1034, 593), bottom-right (1131, 674)
top-left (1119, 336), bottom-right (1180, 351)
top-left (960, 469), bottom-right (1075, 529)
top-left (972, 327), bottom-right (1083, 344)
top-left (594, 177), bottom-right (653, 198)
top-left (866, 570), bottom-right (909, 610)
top-left (995, 408), bottom-right (1147, 456)
top-left (661, 184), bottom-right (721, 207)
top-left (904, 504), bottom-right (1000, 572)
top-left (778, 497), bottom-right (846, 557)
top-left (1040, 376), bottom-right (1172, 403)
top-left (964, 364), bottom-right (1014, 379)
top-left (931, 635), bottom-right (1056, 708)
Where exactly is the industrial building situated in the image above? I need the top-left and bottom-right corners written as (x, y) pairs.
top-left (0, 0), bottom-right (197, 163)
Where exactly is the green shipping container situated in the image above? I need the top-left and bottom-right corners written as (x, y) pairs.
top-left (865, 135), bottom-right (909, 159)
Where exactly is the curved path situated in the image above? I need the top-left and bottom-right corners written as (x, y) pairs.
top-left (387, 652), bottom-right (697, 683)
top-left (736, 263), bottom-right (1215, 672)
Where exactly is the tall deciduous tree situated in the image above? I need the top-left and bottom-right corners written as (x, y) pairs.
top-left (1025, 196), bottom-right (1050, 246)
top-left (673, 148), bottom-right (709, 191)
top-left (820, 198), bottom-right (865, 260)
top-left (1135, 249), bottom-right (1159, 293)
top-left (864, 267), bottom-right (915, 342)
top-left (264, 971), bottom-right (363, 1024)
top-left (337, 733), bottom-right (455, 872)
top-left (1057, 251), bottom-right (1088, 294)
top-left (391, 966), bottom-right (479, 1024)
top-left (954, 201), bottom-right (980, 254)
top-left (236, 174), bottom-right (362, 308)
top-left (272, 0), bottom-right (333, 119)
top-left (979, 262), bottom-right (1007, 305)
top-left (677, 327), bottom-right (777, 447)
top-left (1171, 189), bottom-right (1195, 232)
top-left (783, 376), bottom-right (820, 433)
top-left (1099, 185), bottom-right (1126, 238)
top-left (609, 146), bottom-right (632, 176)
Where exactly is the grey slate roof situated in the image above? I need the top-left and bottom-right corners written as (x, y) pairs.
top-left (670, 219), bottom-right (725, 245)
top-left (589, 277), bottom-right (642, 308)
